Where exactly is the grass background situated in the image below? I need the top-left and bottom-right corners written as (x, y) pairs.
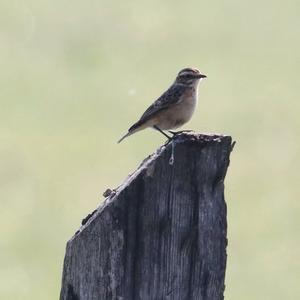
top-left (1, 0), bottom-right (299, 299)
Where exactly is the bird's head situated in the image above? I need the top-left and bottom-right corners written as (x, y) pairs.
top-left (175, 68), bottom-right (207, 86)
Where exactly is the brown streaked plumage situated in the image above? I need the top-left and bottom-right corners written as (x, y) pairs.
top-left (118, 68), bottom-right (206, 143)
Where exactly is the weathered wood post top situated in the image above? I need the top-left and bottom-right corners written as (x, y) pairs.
top-left (60, 132), bottom-right (234, 300)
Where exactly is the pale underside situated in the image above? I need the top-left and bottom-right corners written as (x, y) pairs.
top-left (140, 93), bottom-right (197, 131)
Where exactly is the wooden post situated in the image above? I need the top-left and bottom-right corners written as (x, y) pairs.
top-left (60, 133), bottom-right (234, 300)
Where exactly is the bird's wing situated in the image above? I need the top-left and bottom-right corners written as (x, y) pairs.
top-left (139, 85), bottom-right (185, 123)
top-left (127, 85), bottom-right (186, 133)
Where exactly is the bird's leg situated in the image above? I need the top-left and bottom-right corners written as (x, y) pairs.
top-left (168, 129), bottom-right (193, 135)
top-left (153, 125), bottom-right (172, 140)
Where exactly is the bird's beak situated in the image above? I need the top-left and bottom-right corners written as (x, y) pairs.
top-left (197, 74), bottom-right (207, 79)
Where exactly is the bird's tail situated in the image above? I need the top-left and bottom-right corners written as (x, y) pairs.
top-left (117, 120), bottom-right (145, 143)
top-left (117, 131), bottom-right (134, 143)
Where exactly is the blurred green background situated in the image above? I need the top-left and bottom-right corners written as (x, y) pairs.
top-left (1, 0), bottom-right (299, 299)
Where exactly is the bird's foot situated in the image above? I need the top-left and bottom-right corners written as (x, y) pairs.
top-left (163, 134), bottom-right (173, 145)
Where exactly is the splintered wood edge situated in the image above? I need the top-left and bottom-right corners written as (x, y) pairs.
top-left (69, 132), bottom-right (233, 242)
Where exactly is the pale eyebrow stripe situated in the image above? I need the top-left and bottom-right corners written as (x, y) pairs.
top-left (179, 72), bottom-right (193, 76)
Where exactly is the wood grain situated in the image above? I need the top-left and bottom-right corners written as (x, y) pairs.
top-left (60, 133), bottom-right (234, 300)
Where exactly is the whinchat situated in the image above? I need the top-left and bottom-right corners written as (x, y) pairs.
top-left (118, 67), bottom-right (206, 143)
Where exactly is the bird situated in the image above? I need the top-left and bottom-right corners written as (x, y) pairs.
top-left (118, 67), bottom-right (206, 143)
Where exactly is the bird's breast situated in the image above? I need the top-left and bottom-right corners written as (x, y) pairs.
top-left (154, 88), bottom-right (198, 130)
top-left (177, 88), bottom-right (197, 120)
